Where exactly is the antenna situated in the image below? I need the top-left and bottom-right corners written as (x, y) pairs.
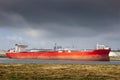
top-left (96, 42), bottom-right (99, 49)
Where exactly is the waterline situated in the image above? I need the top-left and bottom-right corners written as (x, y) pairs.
top-left (0, 58), bottom-right (120, 64)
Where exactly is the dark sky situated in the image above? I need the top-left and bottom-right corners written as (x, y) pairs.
top-left (0, 0), bottom-right (120, 49)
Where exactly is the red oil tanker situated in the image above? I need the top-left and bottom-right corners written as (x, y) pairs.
top-left (6, 44), bottom-right (111, 61)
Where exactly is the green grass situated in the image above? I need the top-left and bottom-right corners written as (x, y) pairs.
top-left (0, 64), bottom-right (120, 80)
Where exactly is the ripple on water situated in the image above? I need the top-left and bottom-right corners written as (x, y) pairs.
top-left (0, 57), bottom-right (120, 64)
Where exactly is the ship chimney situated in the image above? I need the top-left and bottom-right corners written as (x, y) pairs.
top-left (54, 43), bottom-right (57, 50)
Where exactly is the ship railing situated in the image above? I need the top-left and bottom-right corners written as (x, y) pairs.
top-left (80, 49), bottom-right (92, 51)
top-left (96, 43), bottom-right (110, 50)
top-left (56, 48), bottom-right (72, 53)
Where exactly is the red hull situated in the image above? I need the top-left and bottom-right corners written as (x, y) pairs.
top-left (6, 49), bottom-right (111, 61)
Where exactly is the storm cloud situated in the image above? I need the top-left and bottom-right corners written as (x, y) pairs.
top-left (0, 0), bottom-right (120, 49)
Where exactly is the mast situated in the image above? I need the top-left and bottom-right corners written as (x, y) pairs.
top-left (54, 43), bottom-right (57, 50)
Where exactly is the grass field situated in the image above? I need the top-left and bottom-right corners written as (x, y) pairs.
top-left (0, 64), bottom-right (120, 80)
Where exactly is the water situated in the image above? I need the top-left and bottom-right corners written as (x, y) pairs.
top-left (0, 57), bottom-right (120, 64)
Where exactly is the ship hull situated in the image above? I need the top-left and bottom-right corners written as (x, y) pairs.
top-left (6, 49), bottom-right (110, 61)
